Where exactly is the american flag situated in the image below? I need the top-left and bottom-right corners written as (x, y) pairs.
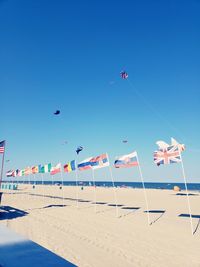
top-left (0, 140), bottom-right (5, 154)
top-left (120, 71), bottom-right (128, 79)
top-left (154, 145), bottom-right (181, 166)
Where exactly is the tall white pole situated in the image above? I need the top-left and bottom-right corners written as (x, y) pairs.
top-left (51, 172), bottom-right (54, 186)
top-left (107, 153), bottom-right (119, 218)
top-left (0, 140), bottom-right (6, 191)
top-left (92, 169), bottom-right (97, 212)
top-left (75, 163), bottom-right (79, 208)
top-left (179, 151), bottom-right (193, 235)
top-left (136, 153), bottom-right (151, 225)
top-left (60, 165), bottom-right (65, 207)
top-left (41, 173), bottom-right (45, 203)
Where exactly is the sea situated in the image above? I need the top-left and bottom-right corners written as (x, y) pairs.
top-left (14, 181), bottom-right (200, 191)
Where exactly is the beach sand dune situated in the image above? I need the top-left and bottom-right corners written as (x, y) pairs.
top-left (1, 185), bottom-right (200, 267)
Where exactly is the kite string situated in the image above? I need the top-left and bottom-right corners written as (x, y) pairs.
top-left (126, 78), bottom-right (186, 142)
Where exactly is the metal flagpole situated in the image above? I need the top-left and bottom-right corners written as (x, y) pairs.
top-left (60, 164), bottom-right (65, 207)
top-left (92, 169), bottom-right (97, 212)
top-left (107, 153), bottom-right (119, 218)
top-left (33, 173), bottom-right (36, 200)
top-left (179, 150), bottom-right (194, 235)
top-left (41, 173), bottom-right (45, 203)
top-left (136, 153), bottom-right (151, 225)
top-left (51, 172), bottom-right (54, 185)
top-left (0, 140), bottom-right (6, 191)
top-left (75, 161), bottom-right (79, 208)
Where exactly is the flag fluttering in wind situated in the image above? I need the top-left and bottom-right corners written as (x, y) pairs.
top-left (32, 166), bottom-right (39, 174)
top-left (76, 146), bottom-right (83, 154)
top-left (50, 163), bottom-right (61, 175)
top-left (6, 170), bottom-right (14, 177)
top-left (18, 169), bottom-right (24, 177)
top-left (120, 71), bottom-right (128, 79)
top-left (38, 164), bottom-right (51, 173)
top-left (114, 151), bottom-right (138, 168)
top-left (171, 137), bottom-right (185, 152)
top-left (44, 163), bottom-right (52, 173)
top-left (154, 145), bottom-right (181, 166)
top-left (156, 137), bottom-right (185, 152)
top-left (64, 160), bottom-right (76, 173)
top-left (12, 169), bottom-right (20, 177)
top-left (78, 158), bottom-right (93, 171)
top-left (0, 140), bottom-right (5, 154)
top-left (24, 167), bottom-right (31, 176)
top-left (90, 154), bottom-right (109, 170)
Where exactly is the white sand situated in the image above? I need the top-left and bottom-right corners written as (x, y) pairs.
top-left (1, 184), bottom-right (200, 267)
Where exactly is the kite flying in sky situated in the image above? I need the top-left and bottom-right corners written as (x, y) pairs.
top-left (122, 140), bottom-right (128, 143)
top-left (76, 146), bottom-right (83, 154)
top-left (54, 110), bottom-right (60, 115)
top-left (156, 137), bottom-right (185, 152)
top-left (120, 71), bottom-right (128, 79)
top-left (61, 141), bottom-right (68, 145)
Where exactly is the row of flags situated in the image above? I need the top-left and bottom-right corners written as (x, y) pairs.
top-left (4, 138), bottom-right (185, 178)
top-left (5, 138), bottom-right (185, 178)
top-left (6, 152), bottom-right (138, 177)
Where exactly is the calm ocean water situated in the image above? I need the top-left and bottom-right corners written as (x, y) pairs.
top-left (14, 181), bottom-right (200, 191)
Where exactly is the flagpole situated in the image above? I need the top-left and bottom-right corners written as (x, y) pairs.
top-left (41, 173), bottom-right (45, 203)
top-left (60, 164), bottom-right (65, 207)
top-left (136, 153), bottom-right (151, 225)
top-left (51, 172), bottom-right (54, 186)
top-left (0, 141), bottom-right (6, 190)
top-left (92, 169), bottom-right (97, 212)
top-left (75, 162), bottom-right (79, 208)
top-left (107, 153), bottom-right (119, 218)
top-left (179, 151), bottom-right (194, 235)
top-left (33, 173), bottom-right (36, 200)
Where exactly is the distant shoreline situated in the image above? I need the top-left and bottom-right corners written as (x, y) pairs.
top-left (2, 181), bottom-right (200, 191)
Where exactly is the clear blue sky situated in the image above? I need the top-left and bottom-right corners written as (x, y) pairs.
top-left (1, 0), bottom-right (200, 182)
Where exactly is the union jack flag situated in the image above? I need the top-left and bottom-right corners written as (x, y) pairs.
top-left (154, 145), bottom-right (181, 166)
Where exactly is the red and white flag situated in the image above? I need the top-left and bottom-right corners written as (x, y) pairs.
top-left (50, 163), bottom-right (61, 175)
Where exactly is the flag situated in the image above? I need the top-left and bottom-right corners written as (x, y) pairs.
top-left (78, 157), bottom-right (93, 171)
top-left (171, 137), bottom-right (185, 152)
top-left (90, 154), bottom-right (109, 170)
top-left (64, 160), bottom-right (76, 173)
top-left (6, 170), bottom-right (14, 177)
top-left (50, 163), bottom-right (61, 175)
top-left (44, 163), bottom-right (52, 173)
top-left (0, 140), bottom-right (5, 154)
top-left (154, 145), bottom-right (181, 166)
top-left (39, 163), bottom-right (51, 173)
top-left (38, 165), bottom-right (45, 173)
top-left (114, 151), bottom-right (138, 168)
top-left (32, 166), bottom-right (39, 174)
top-left (24, 167), bottom-right (31, 175)
top-left (12, 169), bottom-right (20, 177)
top-left (18, 169), bottom-right (24, 177)
top-left (156, 138), bottom-right (185, 152)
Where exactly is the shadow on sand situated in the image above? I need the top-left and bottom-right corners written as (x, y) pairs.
top-left (0, 206), bottom-right (28, 221)
top-left (144, 210), bottom-right (166, 225)
top-left (175, 193), bottom-right (199, 196)
top-left (179, 213), bottom-right (200, 235)
top-left (119, 207), bottom-right (140, 218)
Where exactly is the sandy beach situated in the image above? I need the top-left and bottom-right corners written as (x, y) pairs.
top-left (0, 184), bottom-right (200, 267)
